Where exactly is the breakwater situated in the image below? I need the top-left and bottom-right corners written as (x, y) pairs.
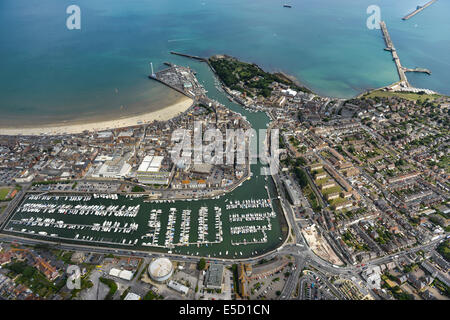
top-left (402, 0), bottom-right (437, 20)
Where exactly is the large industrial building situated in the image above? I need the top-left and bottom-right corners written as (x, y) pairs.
top-left (204, 263), bottom-right (224, 290)
top-left (148, 258), bottom-right (173, 282)
top-left (91, 154), bottom-right (132, 179)
top-left (137, 156), bottom-right (170, 185)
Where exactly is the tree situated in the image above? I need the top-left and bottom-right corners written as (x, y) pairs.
top-left (294, 167), bottom-right (308, 188)
top-left (197, 258), bottom-right (206, 271)
top-left (23, 266), bottom-right (35, 278)
top-left (131, 185), bottom-right (145, 192)
top-left (296, 157), bottom-right (307, 166)
top-left (437, 240), bottom-right (450, 262)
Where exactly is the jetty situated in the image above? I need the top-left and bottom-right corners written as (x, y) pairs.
top-left (170, 51), bottom-right (207, 62)
top-left (403, 67), bottom-right (432, 75)
top-left (379, 21), bottom-right (431, 88)
top-left (380, 21), bottom-right (409, 85)
top-left (402, 0), bottom-right (437, 20)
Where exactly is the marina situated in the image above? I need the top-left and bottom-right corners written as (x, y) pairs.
top-left (0, 47), bottom-right (289, 260)
top-left (4, 188), bottom-right (283, 258)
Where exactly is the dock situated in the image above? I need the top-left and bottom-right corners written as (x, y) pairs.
top-left (149, 73), bottom-right (193, 99)
top-left (148, 63), bottom-right (207, 99)
top-left (379, 21), bottom-right (431, 88)
top-left (402, 0), bottom-right (437, 20)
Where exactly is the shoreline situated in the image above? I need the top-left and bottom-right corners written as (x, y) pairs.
top-left (0, 97), bottom-right (193, 136)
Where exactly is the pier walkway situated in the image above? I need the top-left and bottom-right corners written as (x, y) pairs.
top-left (402, 0), bottom-right (437, 20)
top-left (379, 21), bottom-right (431, 88)
top-left (380, 21), bottom-right (409, 86)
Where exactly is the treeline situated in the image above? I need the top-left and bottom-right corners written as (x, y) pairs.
top-left (32, 180), bottom-right (73, 186)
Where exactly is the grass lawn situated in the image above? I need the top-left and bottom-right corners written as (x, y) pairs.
top-left (314, 177), bottom-right (330, 186)
top-left (0, 188), bottom-right (11, 200)
top-left (329, 197), bottom-right (348, 207)
top-left (303, 185), bottom-right (321, 212)
top-left (311, 167), bottom-right (325, 175)
top-left (321, 185), bottom-right (342, 196)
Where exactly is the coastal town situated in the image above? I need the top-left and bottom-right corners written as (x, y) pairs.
top-left (0, 64), bottom-right (251, 197)
top-left (207, 55), bottom-right (449, 300)
top-left (0, 52), bottom-right (448, 301)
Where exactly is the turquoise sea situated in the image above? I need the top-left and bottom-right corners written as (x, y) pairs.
top-left (0, 0), bottom-right (449, 126)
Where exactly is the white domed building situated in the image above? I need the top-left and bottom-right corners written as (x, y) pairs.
top-left (148, 258), bottom-right (173, 282)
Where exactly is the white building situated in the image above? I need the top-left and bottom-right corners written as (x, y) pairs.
top-left (124, 292), bottom-right (141, 300)
top-left (91, 154), bottom-right (132, 179)
top-left (283, 178), bottom-right (302, 206)
top-left (281, 88), bottom-right (297, 97)
top-left (109, 268), bottom-right (134, 281)
top-left (168, 280), bottom-right (189, 295)
top-left (137, 156), bottom-right (170, 185)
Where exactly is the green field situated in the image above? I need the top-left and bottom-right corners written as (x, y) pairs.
top-left (362, 89), bottom-right (444, 103)
top-left (0, 188), bottom-right (11, 201)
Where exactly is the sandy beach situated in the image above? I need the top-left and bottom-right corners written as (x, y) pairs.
top-left (0, 97), bottom-right (193, 136)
